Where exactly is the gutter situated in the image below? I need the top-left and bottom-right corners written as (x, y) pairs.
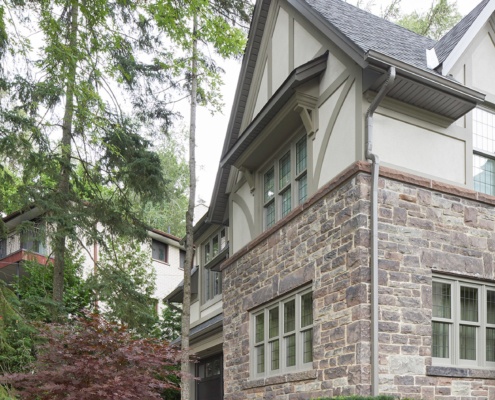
top-left (365, 66), bottom-right (396, 397)
top-left (365, 50), bottom-right (484, 103)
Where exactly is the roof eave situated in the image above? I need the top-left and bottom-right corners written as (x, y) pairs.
top-left (366, 50), bottom-right (485, 104)
top-left (220, 52), bottom-right (328, 169)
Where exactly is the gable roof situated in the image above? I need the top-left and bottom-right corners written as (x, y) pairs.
top-left (208, 0), bottom-right (488, 224)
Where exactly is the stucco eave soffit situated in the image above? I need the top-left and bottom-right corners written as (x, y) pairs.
top-left (219, 52), bottom-right (328, 172)
top-left (365, 51), bottom-right (485, 121)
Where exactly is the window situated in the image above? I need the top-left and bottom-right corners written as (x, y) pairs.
top-left (202, 228), bottom-right (228, 303)
top-left (151, 239), bottom-right (168, 263)
top-left (252, 288), bottom-right (313, 378)
top-left (432, 276), bottom-right (495, 368)
top-left (473, 108), bottom-right (495, 196)
top-left (263, 135), bottom-right (308, 229)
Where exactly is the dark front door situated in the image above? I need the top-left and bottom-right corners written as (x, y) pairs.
top-left (196, 354), bottom-right (223, 400)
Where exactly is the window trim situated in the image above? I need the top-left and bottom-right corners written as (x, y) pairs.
top-left (432, 275), bottom-right (495, 369)
top-left (250, 287), bottom-right (313, 379)
top-left (260, 132), bottom-right (308, 230)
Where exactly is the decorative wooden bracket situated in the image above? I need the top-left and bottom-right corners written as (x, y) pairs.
top-left (240, 167), bottom-right (255, 194)
top-left (294, 92), bottom-right (318, 139)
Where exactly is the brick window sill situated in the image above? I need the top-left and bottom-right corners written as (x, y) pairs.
top-left (427, 365), bottom-right (495, 380)
top-left (242, 369), bottom-right (317, 389)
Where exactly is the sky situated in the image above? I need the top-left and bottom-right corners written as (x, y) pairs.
top-left (192, 0), bottom-right (483, 207)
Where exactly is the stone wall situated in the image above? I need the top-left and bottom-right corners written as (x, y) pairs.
top-left (221, 163), bottom-right (495, 400)
top-left (376, 169), bottom-right (495, 400)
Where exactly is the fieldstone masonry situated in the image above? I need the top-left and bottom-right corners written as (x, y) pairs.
top-left (220, 162), bottom-right (495, 400)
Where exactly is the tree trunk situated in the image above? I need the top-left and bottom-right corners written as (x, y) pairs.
top-left (180, 13), bottom-right (198, 400)
top-left (53, 0), bottom-right (78, 304)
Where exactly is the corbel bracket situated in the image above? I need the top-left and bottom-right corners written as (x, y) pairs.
top-left (240, 167), bottom-right (255, 194)
top-left (294, 92), bottom-right (318, 139)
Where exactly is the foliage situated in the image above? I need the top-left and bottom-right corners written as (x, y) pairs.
top-left (0, 0), bottom-right (178, 303)
top-left (0, 313), bottom-right (182, 400)
top-left (352, 0), bottom-right (461, 40)
top-left (397, 0), bottom-right (461, 39)
top-left (160, 302), bottom-right (182, 342)
top-left (0, 282), bottom-right (37, 374)
top-left (87, 236), bottom-right (160, 336)
top-left (137, 131), bottom-right (189, 238)
top-left (14, 245), bottom-right (91, 322)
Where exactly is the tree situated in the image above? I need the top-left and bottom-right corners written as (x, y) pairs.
top-left (351, 0), bottom-right (462, 40)
top-left (14, 243), bottom-right (91, 323)
top-left (0, 0), bottom-right (176, 307)
top-left (1, 313), bottom-right (181, 400)
top-left (87, 236), bottom-right (160, 336)
top-left (150, 0), bottom-right (251, 396)
top-left (136, 131), bottom-right (189, 238)
top-left (397, 0), bottom-right (461, 39)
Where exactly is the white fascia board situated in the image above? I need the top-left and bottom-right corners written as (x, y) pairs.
top-left (426, 47), bottom-right (439, 69)
top-left (442, 1), bottom-right (495, 75)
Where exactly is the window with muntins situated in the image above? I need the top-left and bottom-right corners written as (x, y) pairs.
top-left (432, 276), bottom-right (495, 368)
top-left (473, 108), bottom-right (495, 196)
top-left (252, 288), bottom-right (313, 378)
top-left (202, 228), bottom-right (227, 303)
top-left (262, 135), bottom-right (308, 229)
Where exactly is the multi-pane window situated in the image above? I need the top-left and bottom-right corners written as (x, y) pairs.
top-left (202, 228), bottom-right (228, 303)
top-left (262, 135), bottom-right (308, 229)
top-left (252, 288), bottom-right (313, 377)
top-left (432, 277), bottom-right (495, 367)
top-left (473, 108), bottom-right (495, 196)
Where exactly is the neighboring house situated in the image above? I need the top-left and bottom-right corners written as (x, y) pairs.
top-left (0, 207), bottom-right (53, 284)
top-left (168, 0), bottom-right (495, 399)
top-left (0, 208), bottom-right (185, 313)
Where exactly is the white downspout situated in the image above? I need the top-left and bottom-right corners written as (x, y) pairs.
top-left (365, 66), bottom-right (396, 397)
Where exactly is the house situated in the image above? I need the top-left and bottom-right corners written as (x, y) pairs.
top-left (0, 208), bottom-right (185, 313)
top-left (168, 0), bottom-right (495, 399)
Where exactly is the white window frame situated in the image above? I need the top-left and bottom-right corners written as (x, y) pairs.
top-left (432, 275), bottom-right (495, 369)
top-left (250, 287), bottom-right (313, 379)
top-left (260, 133), bottom-right (308, 230)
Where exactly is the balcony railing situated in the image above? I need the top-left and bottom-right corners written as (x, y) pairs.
top-left (0, 228), bottom-right (50, 260)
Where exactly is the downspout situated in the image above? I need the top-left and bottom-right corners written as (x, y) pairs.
top-left (365, 66), bottom-right (396, 397)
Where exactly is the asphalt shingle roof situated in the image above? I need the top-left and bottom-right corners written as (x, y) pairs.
top-left (303, 0), bottom-right (436, 70)
top-left (433, 0), bottom-right (491, 64)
